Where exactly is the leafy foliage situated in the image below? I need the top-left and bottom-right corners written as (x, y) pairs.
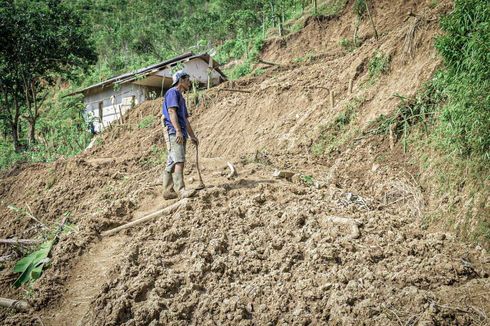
top-left (435, 0), bottom-right (490, 161)
top-left (367, 51), bottom-right (390, 83)
top-left (138, 116), bottom-right (156, 129)
top-left (13, 240), bottom-right (53, 288)
top-left (0, 0), bottom-right (96, 150)
top-left (312, 97), bottom-right (364, 156)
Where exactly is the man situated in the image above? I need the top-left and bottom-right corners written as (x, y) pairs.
top-left (162, 70), bottom-right (198, 199)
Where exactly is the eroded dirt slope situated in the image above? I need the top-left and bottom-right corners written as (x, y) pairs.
top-left (1, 0), bottom-right (489, 325)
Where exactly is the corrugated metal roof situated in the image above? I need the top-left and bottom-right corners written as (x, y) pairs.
top-left (67, 52), bottom-right (226, 96)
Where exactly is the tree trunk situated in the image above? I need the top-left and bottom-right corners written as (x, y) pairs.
top-left (11, 123), bottom-right (20, 152)
top-left (29, 119), bottom-right (36, 145)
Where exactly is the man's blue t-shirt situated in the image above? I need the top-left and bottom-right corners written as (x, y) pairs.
top-left (162, 87), bottom-right (189, 138)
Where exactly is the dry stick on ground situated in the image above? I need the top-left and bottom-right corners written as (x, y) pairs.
top-left (0, 239), bottom-right (43, 245)
top-left (365, 0), bottom-right (379, 40)
top-left (258, 59), bottom-right (281, 66)
top-left (325, 216), bottom-right (360, 239)
top-left (101, 199), bottom-right (188, 237)
top-left (0, 297), bottom-right (31, 311)
top-left (218, 88), bottom-right (252, 94)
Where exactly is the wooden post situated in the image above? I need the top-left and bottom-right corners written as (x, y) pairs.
top-left (118, 105), bottom-right (124, 124)
top-left (330, 90), bottom-right (335, 108)
top-left (349, 78), bottom-right (354, 94)
top-left (207, 56), bottom-right (213, 89)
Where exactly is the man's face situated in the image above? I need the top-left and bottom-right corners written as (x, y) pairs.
top-left (180, 76), bottom-right (191, 91)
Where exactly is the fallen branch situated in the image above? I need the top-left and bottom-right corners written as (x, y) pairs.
top-left (227, 162), bottom-right (237, 179)
top-left (0, 239), bottom-right (43, 245)
top-left (325, 216), bottom-right (360, 239)
top-left (101, 199), bottom-right (188, 237)
top-left (0, 297), bottom-right (31, 311)
top-left (218, 88), bottom-right (251, 94)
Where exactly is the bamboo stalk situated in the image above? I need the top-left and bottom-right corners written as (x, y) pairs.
top-left (101, 199), bottom-right (187, 237)
top-left (0, 239), bottom-right (43, 245)
top-left (0, 297), bottom-right (31, 311)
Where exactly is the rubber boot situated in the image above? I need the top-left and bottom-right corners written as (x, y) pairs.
top-left (162, 171), bottom-right (178, 200)
top-left (173, 172), bottom-right (197, 198)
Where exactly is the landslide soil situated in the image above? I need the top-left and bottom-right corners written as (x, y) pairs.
top-left (1, 0), bottom-right (489, 325)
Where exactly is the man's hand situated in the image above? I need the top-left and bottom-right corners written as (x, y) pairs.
top-left (176, 131), bottom-right (184, 144)
top-left (191, 136), bottom-right (199, 146)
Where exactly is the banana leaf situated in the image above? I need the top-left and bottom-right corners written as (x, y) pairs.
top-left (13, 240), bottom-right (53, 288)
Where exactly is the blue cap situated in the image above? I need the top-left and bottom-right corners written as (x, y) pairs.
top-left (172, 70), bottom-right (190, 87)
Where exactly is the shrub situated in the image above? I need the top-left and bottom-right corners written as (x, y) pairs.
top-left (367, 51), bottom-right (390, 83)
top-left (138, 116), bottom-right (156, 129)
top-left (435, 0), bottom-right (490, 161)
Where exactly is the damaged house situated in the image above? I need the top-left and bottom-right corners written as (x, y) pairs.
top-left (69, 52), bottom-right (226, 133)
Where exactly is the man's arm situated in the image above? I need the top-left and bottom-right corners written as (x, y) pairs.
top-left (168, 107), bottom-right (184, 144)
top-left (186, 118), bottom-right (198, 146)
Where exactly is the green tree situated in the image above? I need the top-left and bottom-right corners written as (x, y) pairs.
top-left (0, 0), bottom-right (96, 150)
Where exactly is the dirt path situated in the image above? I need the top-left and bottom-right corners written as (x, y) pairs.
top-left (42, 235), bottom-right (127, 326)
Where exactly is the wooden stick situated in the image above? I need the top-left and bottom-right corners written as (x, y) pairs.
top-left (0, 297), bottom-right (31, 311)
top-left (258, 59), bottom-right (281, 66)
top-left (218, 88), bottom-right (251, 94)
top-left (330, 90), bottom-right (335, 108)
top-left (0, 239), bottom-right (43, 245)
top-left (348, 78), bottom-right (354, 93)
top-left (101, 199), bottom-right (187, 237)
top-left (365, 1), bottom-right (379, 41)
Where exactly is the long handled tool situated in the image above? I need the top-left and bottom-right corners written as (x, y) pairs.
top-left (195, 144), bottom-right (206, 190)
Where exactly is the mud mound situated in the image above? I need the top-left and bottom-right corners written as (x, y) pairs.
top-left (83, 167), bottom-right (489, 325)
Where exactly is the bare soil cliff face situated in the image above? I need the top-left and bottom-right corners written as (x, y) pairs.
top-left (1, 1), bottom-right (488, 325)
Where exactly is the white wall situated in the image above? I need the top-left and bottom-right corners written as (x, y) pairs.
top-left (83, 83), bottom-right (147, 132)
top-left (183, 58), bottom-right (222, 85)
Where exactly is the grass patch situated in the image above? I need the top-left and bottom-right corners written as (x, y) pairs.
top-left (367, 81), bottom-right (444, 152)
top-left (138, 116), bottom-right (156, 129)
top-left (312, 96), bottom-right (364, 156)
top-left (339, 38), bottom-right (356, 52)
top-left (292, 52), bottom-right (315, 64)
top-left (367, 51), bottom-right (390, 84)
top-left (140, 144), bottom-right (167, 167)
top-left (315, 0), bottom-right (349, 17)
